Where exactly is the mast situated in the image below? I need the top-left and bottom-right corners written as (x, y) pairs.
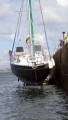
top-left (28, 0), bottom-right (35, 59)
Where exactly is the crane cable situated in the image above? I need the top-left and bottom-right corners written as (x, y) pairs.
top-left (39, 0), bottom-right (51, 59)
top-left (12, 0), bottom-right (24, 54)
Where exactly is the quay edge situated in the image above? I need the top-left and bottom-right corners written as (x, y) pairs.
top-left (51, 43), bottom-right (68, 93)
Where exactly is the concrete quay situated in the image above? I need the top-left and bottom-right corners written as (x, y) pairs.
top-left (51, 43), bottom-right (68, 93)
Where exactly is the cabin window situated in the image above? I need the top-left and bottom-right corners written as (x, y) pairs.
top-left (35, 45), bottom-right (41, 51)
top-left (16, 47), bottom-right (24, 52)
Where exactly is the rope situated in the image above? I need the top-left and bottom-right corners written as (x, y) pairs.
top-left (39, 0), bottom-right (51, 59)
top-left (12, 0), bottom-right (24, 53)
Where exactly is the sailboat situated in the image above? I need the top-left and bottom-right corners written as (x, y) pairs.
top-left (9, 0), bottom-right (53, 85)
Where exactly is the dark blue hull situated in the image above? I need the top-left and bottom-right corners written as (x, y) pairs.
top-left (11, 64), bottom-right (50, 84)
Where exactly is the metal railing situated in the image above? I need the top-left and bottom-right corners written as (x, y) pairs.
top-left (27, 56), bottom-right (43, 66)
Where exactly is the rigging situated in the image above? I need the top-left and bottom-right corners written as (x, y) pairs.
top-left (12, 0), bottom-right (24, 54)
top-left (39, 0), bottom-right (51, 59)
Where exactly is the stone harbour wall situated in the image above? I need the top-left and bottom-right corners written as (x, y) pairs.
top-left (51, 43), bottom-right (68, 93)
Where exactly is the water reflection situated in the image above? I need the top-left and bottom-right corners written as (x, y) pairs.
top-left (14, 85), bottom-right (68, 120)
top-left (16, 85), bottom-right (55, 100)
top-left (0, 72), bottom-right (68, 120)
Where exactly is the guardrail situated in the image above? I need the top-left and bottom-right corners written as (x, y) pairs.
top-left (51, 44), bottom-right (61, 57)
top-left (27, 56), bottom-right (43, 66)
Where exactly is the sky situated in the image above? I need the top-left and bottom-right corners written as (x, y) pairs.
top-left (0, 0), bottom-right (68, 69)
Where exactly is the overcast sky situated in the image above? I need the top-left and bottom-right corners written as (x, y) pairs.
top-left (0, 0), bottom-right (68, 69)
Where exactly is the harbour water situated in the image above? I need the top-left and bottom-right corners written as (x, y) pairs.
top-left (0, 72), bottom-right (68, 120)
